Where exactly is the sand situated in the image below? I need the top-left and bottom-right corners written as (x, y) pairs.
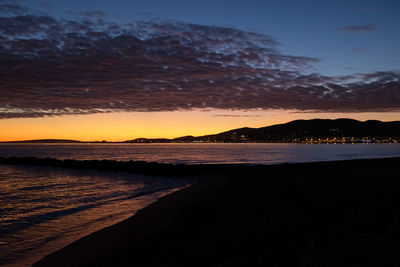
top-left (24, 157), bottom-right (400, 266)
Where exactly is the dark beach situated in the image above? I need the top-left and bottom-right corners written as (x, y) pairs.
top-left (4, 157), bottom-right (400, 266)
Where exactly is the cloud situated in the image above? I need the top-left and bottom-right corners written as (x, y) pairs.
top-left (336, 25), bottom-right (376, 33)
top-left (213, 114), bottom-right (261, 117)
top-left (0, 3), bottom-right (28, 15)
top-left (0, 5), bottom-right (399, 119)
top-left (65, 10), bottom-right (106, 18)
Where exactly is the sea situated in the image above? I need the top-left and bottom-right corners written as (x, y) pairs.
top-left (1, 143), bottom-right (400, 266)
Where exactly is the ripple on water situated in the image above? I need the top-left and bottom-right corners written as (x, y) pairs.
top-left (0, 164), bottom-right (187, 267)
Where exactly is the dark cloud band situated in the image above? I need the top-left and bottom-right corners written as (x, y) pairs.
top-left (0, 4), bottom-right (399, 119)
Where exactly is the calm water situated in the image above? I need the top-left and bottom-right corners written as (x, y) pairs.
top-left (0, 165), bottom-right (187, 266)
top-left (0, 143), bottom-right (400, 164)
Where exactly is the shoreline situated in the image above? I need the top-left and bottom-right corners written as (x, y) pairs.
top-left (30, 157), bottom-right (400, 266)
top-left (0, 161), bottom-right (192, 267)
top-left (4, 186), bottom-right (187, 267)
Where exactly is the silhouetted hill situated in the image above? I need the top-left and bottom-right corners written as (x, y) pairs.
top-left (5, 119), bottom-right (400, 144)
top-left (172, 119), bottom-right (400, 143)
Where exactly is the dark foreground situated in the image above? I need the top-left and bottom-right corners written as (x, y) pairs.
top-left (27, 157), bottom-right (400, 266)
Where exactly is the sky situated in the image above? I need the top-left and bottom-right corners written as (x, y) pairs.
top-left (0, 0), bottom-right (399, 141)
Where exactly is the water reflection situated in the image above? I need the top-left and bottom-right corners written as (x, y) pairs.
top-left (0, 165), bottom-right (186, 266)
top-left (0, 143), bottom-right (399, 164)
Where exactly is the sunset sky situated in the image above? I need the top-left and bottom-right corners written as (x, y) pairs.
top-left (1, 0), bottom-right (399, 141)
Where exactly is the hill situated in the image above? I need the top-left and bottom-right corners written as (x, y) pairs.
top-left (5, 119), bottom-right (400, 144)
top-left (171, 118), bottom-right (400, 143)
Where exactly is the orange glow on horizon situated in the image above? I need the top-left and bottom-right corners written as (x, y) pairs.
top-left (1, 109), bottom-right (400, 142)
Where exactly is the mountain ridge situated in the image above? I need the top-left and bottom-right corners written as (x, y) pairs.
top-left (137, 118), bottom-right (400, 143)
top-left (2, 119), bottom-right (400, 143)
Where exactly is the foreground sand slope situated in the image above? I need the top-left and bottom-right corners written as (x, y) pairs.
top-left (35, 158), bottom-right (400, 266)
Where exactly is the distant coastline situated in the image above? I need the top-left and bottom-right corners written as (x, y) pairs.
top-left (2, 118), bottom-right (400, 144)
top-left (1, 140), bottom-right (398, 144)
